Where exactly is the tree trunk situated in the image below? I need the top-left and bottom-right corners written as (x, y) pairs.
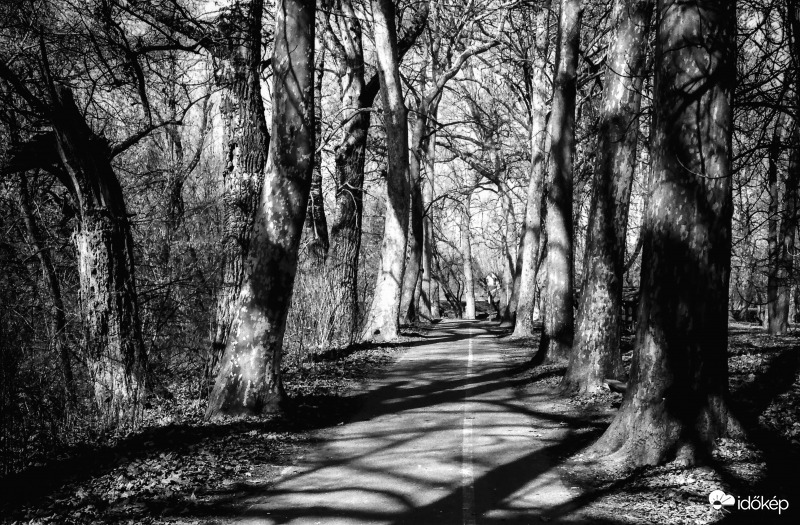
top-left (17, 173), bottom-right (76, 405)
top-left (461, 200), bottom-right (477, 320)
top-left (303, 4), bottom-right (330, 261)
top-left (206, 0), bottom-right (315, 418)
top-left (513, 5), bottom-right (551, 339)
top-left (767, 127), bottom-right (787, 334)
top-left (44, 85), bottom-right (146, 424)
top-left (500, 183), bottom-right (517, 325)
top-left (360, 0), bottom-right (411, 341)
top-left (400, 108), bottom-right (427, 324)
top-left (421, 167), bottom-right (436, 320)
top-left (536, 0), bottom-right (583, 363)
top-left (211, 0), bottom-right (271, 366)
top-left (777, 128), bottom-right (799, 332)
top-left (562, 0), bottom-right (653, 393)
top-left (326, 0), bottom-right (368, 347)
top-left (587, 0), bottom-right (736, 467)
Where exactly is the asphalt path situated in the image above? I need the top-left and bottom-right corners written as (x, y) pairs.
top-left (225, 320), bottom-right (593, 524)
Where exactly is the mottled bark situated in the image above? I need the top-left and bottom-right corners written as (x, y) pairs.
top-left (536, 0), bottom-right (583, 363)
top-left (461, 200), bottom-right (477, 320)
top-left (211, 0), bottom-right (271, 365)
top-left (513, 5), bottom-right (551, 339)
top-left (49, 87), bottom-right (145, 423)
top-left (360, 0), bottom-right (411, 341)
top-left (18, 173), bottom-right (75, 404)
top-left (562, 0), bottom-right (652, 393)
top-left (588, 0), bottom-right (736, 467)
top-left (207, 0), bottom-right (315, 418)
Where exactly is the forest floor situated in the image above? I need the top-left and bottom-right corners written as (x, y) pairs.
top-left (1, 320), bottom-right (798, 524)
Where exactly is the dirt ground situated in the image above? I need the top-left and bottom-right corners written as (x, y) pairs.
top-left (1, 322), bottom-right (798, 524)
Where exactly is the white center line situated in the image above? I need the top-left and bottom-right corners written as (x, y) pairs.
top-left (462, 325), bottom-right (476, 525)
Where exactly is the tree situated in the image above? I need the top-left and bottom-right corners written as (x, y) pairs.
top-left (561, 0), bottom-right (653, 393)
top-left (513, 3), bottom-right (551, 339)
top-left (587, 0), bottom-right (737, 467)
top-left (326, 0), bottom-right (428, 345)
top-left (360, 0), bottom-right (412, 341)
top-left (536, 0), bottom-right (583, 363)
top-left (206, 0), bottom-right (315, 418)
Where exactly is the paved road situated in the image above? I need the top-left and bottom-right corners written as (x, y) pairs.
top-left (226, 321), bottom-right (592, 524)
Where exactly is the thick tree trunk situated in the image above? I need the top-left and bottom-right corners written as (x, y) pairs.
top-left (536, 0), bottom-right (583, 363)
top-left (513, 5), bottom-right (551, 339)
top-left (360, 0), bottom-right (411, 341)
top-left (461, 201), bottom-right (477, 320)
top-left (211, 0), bottom-right (271, 365)
top-left (327, 0), bottom-right (368, 346)
top-left (207, 0), bottom-right (315, 418)
top-left (400, 109), bottom-right (427, 324)
top-left (587, 0), bottom-right (736, 467)
top-left (18, 173), bottom-right (76, 404)
top-left (562, 0), bottom-right (653, 393)
top-left (46, 86), bottom-right (145, 424)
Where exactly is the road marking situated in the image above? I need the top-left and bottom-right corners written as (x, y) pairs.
top-left (462, 325), bottom-right (476, 525)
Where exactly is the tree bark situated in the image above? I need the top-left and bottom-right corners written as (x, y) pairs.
top-left (48, 87), bottom-right (146, 424)
top-left (400, 108), bottom-right (427, 324)
top-left (587, 0), bottom-right (736, 467)
top-left (303, 3), bottom-right (331, 260)
top-left (360, 0), bottom-right (411, 342)
top-left (513, 5), bottom-right (551, 338)
top-left (461, 199), bottom-right (477, 320)
top-left (536, 0), bottom-right (583, 363)
top-left (211, 0), bottom-right (271, 366)
top-left (207, 0), bottom-right (315, 418)
top-left (562, 0), bottom-right (653, 393)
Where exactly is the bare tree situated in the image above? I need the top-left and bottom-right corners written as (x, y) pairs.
top-left (587, 0), bottom-right (737, 467)
top-left (562, 0), bottom-right (653, 393)
top-left (536, 0), bottom-right (583, 363)
top-left (207, 0), bottom-right (315, 417)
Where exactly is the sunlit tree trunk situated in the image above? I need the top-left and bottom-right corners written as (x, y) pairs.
top-left (461, 199), bottom-right (477, 320)
top-left (536, 0), bottom-right (583, 363)
top-left (588, 0), bottom-right (736, 467)
top-left (562, 0), bottom-right (653, 393)
top-left (513, 5), bottom-right (551, 338)
top-left (361, 0), bottom-right (411, 341)
top-left (211, 0), bottom-right (270, 364)
top-left (207, 0), bottom-right (315, 418)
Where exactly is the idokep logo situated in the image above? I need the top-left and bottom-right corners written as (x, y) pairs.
top-left (708, 490), bottom-right (735, 510)
top-left (709, 490), bottom-right (790, 515)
